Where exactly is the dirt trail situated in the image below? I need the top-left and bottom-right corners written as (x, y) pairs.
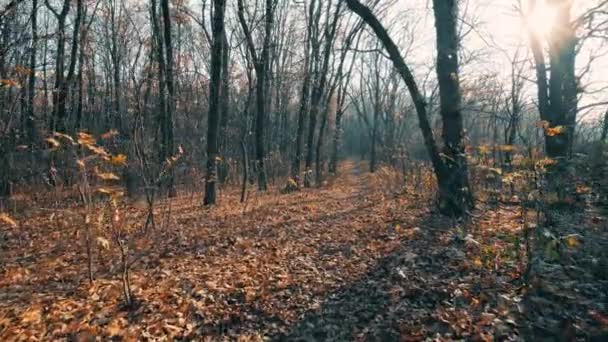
top-left (0, 160), bottom-right (605, 340)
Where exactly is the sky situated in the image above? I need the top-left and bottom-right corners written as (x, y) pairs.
top-left (2, 0), bottom-right (605, 121)
top-left (391, 0), bottom-right (608, 122)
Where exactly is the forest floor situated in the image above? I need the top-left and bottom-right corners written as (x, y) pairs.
top-left (1, 160), bottom-right (607, 341)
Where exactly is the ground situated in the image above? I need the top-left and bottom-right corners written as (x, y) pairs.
top-left (0, 160), bottom-right (607, 341)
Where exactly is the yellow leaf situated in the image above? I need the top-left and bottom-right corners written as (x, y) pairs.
top-left (76, 159), bottom-right (86, 169)
top-left (478, 145), bottom-right (491, 155)
top-left (96, 237), bottom-right (110, 250)
top-left (545, 125), bottom-right (567, 137)
top-left (45, 137), bottom-right (61, 149)
top-left (21, 306), bottom-right (41, 323)
top-left (488, 167), bottom-right (502, 175)
top-left (110, 154), bottom-right (127, 166)
top-left (498, 145), bottom-right (516, 152)
top-left (97, 172), bottom-right (120, 181)
top-left (536, 157), bottom-right (557, 167)
top-left (96, 187), bottom-right (113, 195)
top-left (563, 234), bottom-right (581, 249)
top-left (95, 187), bottom-right (124, 198)
top-left (0, 213), bottom-right (18, 227)
top-left (83, 144), bottom-right (109, 157)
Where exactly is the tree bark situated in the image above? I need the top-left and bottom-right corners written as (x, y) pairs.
top-left (203, 0), bottom-right (226, 206)
top-left (432, 0), bottom-right (473, 214)
top-left (26, 0), bottom-right (38, 144)
top-left (160, 0), bottom-right (176, 196)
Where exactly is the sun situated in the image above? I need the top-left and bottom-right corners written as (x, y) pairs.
top-left (522, 0), bottom-right (559, 39)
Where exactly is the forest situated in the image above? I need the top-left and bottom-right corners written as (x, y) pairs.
top-left (0, 0), bottom-right (608, 340)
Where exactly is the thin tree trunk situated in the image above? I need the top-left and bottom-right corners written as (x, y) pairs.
top-left (305, 0), bottom-right (341, 187)
top-left (160, 0), bottom-right (176, 196)
top-left (45, 0), bottom-right (70, 132)
top-left (292, 46), bottom-right (311, 185)
top-left (27, 0), bottom-right (38, 145)
top-left (240, 140), bottom-right (248, 203)
top-left (150, 0), bottom-right (170, 191)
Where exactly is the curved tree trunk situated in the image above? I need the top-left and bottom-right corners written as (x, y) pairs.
top-left (346, 0), bottom-right (472, 216)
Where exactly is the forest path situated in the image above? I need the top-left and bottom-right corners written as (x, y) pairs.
top-left (0, 160), bottom-right (553, 340)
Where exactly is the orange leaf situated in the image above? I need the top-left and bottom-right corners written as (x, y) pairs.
top-left (0, 213), bottom-right (18, 227)
top-left (77, 132), bottom-right (96, 146)
top-left (21, 306), bottom-right (42, 323)
top-left (110, 154), bottom-right (127, 166)
top-left (545, 125), bottom-right (567, 136)
top-left (101, 129), bottom-right (119, 140)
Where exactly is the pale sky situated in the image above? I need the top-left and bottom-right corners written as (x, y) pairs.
top-left (390, 0), bottom-right (608, 122)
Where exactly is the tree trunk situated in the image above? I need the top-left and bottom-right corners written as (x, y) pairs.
top-left (370, 62), bottom-right (380, 173)
top-left (329, 108), bottom-right (343, 174)
top-left (346, 0), bottom-right (471, 216)
top-left (203, 0), bottom-right (226, 206)
top-left (45, 0), bottom-right (70, 132)
top-left (432, 0), bottom-right (473, 215)
top-left (160, 0), bottom-right (176, 196)
top-left (236, 0), bottom-right (273, 191)
top-left (218, 34), bottom-right (230, 183)
top-left (150, 0), bottom-right (170, 192)
top-left (527, 0), bottom-right (577, 194)
top-left (75, 8), bottom-right (86, 132)
top-left (26, 0), bottom-right (38, 144)
top-left (292, 68), bottom-right (310, 185)
top-left (315, 96), bottom-right (331, 183)
top-left (601, 111), bottom-right (608, 143)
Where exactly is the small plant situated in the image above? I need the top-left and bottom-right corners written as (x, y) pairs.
top-left (133, 128), bottom-right (184, 233)
top-left (47, 131), bottom-right (134, 306)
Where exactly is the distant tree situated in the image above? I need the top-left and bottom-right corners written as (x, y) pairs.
top-left (237, 0), bottom-right (276, 191)
top-left (44, 0), bottom-right (70, 132)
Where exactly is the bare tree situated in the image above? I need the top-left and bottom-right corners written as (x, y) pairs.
top-left (203, 0), bottom-right (226, 205)
top-left (237, 0), bottom-right (276, 191)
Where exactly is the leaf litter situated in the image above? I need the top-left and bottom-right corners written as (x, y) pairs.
top-left (0, 160), bottom-right (606, 341)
